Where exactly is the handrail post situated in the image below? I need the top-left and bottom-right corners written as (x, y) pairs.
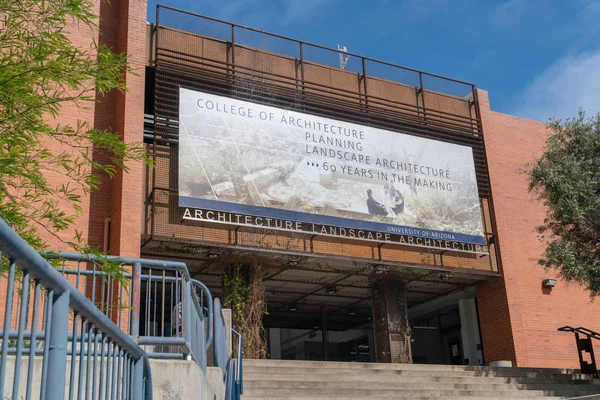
top-left (45, 290), bottom-right (70, 400)
top-left (184, 281), bottom-right (193, 360)
top-left (132, 357), bottom-right (144, 400)
top-left (131, 262), bottom-right (142, 338)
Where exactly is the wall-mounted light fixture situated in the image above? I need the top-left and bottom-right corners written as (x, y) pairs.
top-left (326, 285), bottom-right (338, 295)
top-left (207, 251), bottom-right (220, 259)
top-left (348, 307), bottom-right (356, 316)
top-left (288, 303), bottom-right (298, 312)
top-left (542, 278), bottom-right (557, 288)
top-left (438, 272), bottom-right (453, 281)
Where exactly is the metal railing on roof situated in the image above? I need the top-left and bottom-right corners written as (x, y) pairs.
top-left (0, 218), bottom-right (153, 399)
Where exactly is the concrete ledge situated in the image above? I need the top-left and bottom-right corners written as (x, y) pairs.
top-left (149, 359), bottom-right (224, 400)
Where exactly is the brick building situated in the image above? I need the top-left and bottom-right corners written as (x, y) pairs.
top-left (42, 1), bottom-right (600, 368)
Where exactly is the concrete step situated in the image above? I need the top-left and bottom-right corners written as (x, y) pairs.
top-left (243, 379), bottom-right (600, 393)
top-left (243, 372), bottom-right (598, 385)
top-left (241, 360), bottom-right (600, 399)
top-left (241, 397), bottom-right (567, 400)
top-left (241, 388), bottom-right (553, 397)
top-left (243, 365), bottom-right (596, 380)
top-left (243, 359), bottom-right (580, 375)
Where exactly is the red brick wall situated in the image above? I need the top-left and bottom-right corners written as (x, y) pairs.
top-left (37, 0), bottom-right (146, 257)
top-left (477, 89), bottom-right (600, 368)
top-left (108, 0), bottom-right (146, 258)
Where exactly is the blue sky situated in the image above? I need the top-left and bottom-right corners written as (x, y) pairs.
top-left (147, 0), bottom-right (600, 122)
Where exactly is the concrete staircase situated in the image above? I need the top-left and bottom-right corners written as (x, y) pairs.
top-left (241, 359), bottom-right (600, 399)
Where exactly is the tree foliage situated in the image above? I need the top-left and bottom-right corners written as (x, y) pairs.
top-left (528, 112), bottom-right (600, 296)
top-left (0, 0), bottom-right (147, 253)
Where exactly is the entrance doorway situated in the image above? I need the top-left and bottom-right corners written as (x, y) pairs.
top-left (140, 247), bottom-right (489, 365)
top-left (409, 287), bottom-right (484, 366)
top-left (270, 324), bottom-right (374, 362)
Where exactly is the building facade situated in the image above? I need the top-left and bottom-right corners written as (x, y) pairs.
top-left (42, 0), bottom-right (600, 368)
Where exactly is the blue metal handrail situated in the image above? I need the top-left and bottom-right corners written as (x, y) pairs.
top-left (43, 251), bottom-right (214, 371)
top-left (232, 329), bottom-right (243, 397)
top-left (40, 243), bottom-right (243, 397)
top-left (213, 298), bottom-right (228, 380)
top-left (0, 218), bottom-right (152, 399)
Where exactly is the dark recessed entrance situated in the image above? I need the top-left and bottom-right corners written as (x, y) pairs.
top-left (141, 243), bottom-right (494, 365)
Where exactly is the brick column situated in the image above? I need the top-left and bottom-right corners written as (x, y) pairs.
top-left (109, 0), bottom-right (146, 258)
top-left (370, 275), bottom-right (412, 363)
top-left (105, 0), bottom-right (146, 332)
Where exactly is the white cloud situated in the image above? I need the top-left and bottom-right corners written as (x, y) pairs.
top-left (513, 50), bottom-right (600, 121)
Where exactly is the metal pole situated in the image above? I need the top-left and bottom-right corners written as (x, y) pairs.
top-left (131, 358), bottom-right (144, 400)
top-left (231, 25), bottom-right (236, 82)
top-left (131, 262), bottom-right (141, 338)
top-left (419, 72), bottom-right (427, 124)
top-left (299, 43), bottom-right (305, 100)
top-left (45, 290), bottom-right (70, 400)
top-left (184, 282), bottom-right (193, 360)
top-left (361, 57), bottom-right (368, 111)
top-left (0, 260), bottom-right (16, 396)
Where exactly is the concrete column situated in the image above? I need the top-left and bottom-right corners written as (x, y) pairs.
top-left (370, 275), bottom-right (412, 363)
top-left (459, 298), bottom-right (484, 365)
top-left (269, 328), bottom-right (281, 359)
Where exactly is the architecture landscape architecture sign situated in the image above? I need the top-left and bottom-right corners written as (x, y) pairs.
top-left (178, 88), bottom-right (486, 252)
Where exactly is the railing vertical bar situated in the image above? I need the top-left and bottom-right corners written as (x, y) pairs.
top-left (68, 312), bottom-right (79, 400)
top-left (231, 25), bottom-right (235, 80)
top-left (299, 42), bottom-right (305, 100)
top-left (175, 271), bottom-right (180, 338)
top-left (146, 269), bottom-right (151, 336)
top-left (132, 357), bottom-right (143, 400)
top-left (116, 349), bottom-right (123, 400)
top-left (45, 290), bottom-right (69, 400)
top-left (153, 279), bottom-right (157, 336)
top-left (131, 263), bottom-right (141, 338)
top-left (39, 289), bottom-right (54, 400)
top-left (184, 282), bottom-right (192, 359)
top-left (12, 269), bottom-right (31, 400)
top-left (76, 261), bottom-right (81, 290)
top-left (126, 356), bottom-right (132, 400)
top-left (15, 274), bottom-right (22, 326)
top-left (118, 283), bottom-right (123, 330)
top-left (25, 280), bottom-right (42, 400)
top-left (100, 273), bottom-right (106, 317)
top-left (77, 318), bottom-right (87, 400)
top-left (123, 353), bottom-right (128, 399)
top-left (91, 330), bottom-right (99, 400)
top-left (107, 276), bottom-right (112, 321)
top-left (161, 271), bottom-right (165, 337)
top-left (110, 346), bottom-right (118, 400)
top-left (98, 336), bottom-right (107, 400)
top-left (91, 262), bottom-right (97, 306)
top-left (85, 324), bottom-right (94, 400)
top-left (0, 259), bottom-right (17, 396)
top-left (104, 342), bottom-right (113, 400)
top-left (169, 279), bottom-right (174, 353)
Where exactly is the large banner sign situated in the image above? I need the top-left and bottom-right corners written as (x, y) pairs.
top-left (178, 88), bottom-right (485, 248)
